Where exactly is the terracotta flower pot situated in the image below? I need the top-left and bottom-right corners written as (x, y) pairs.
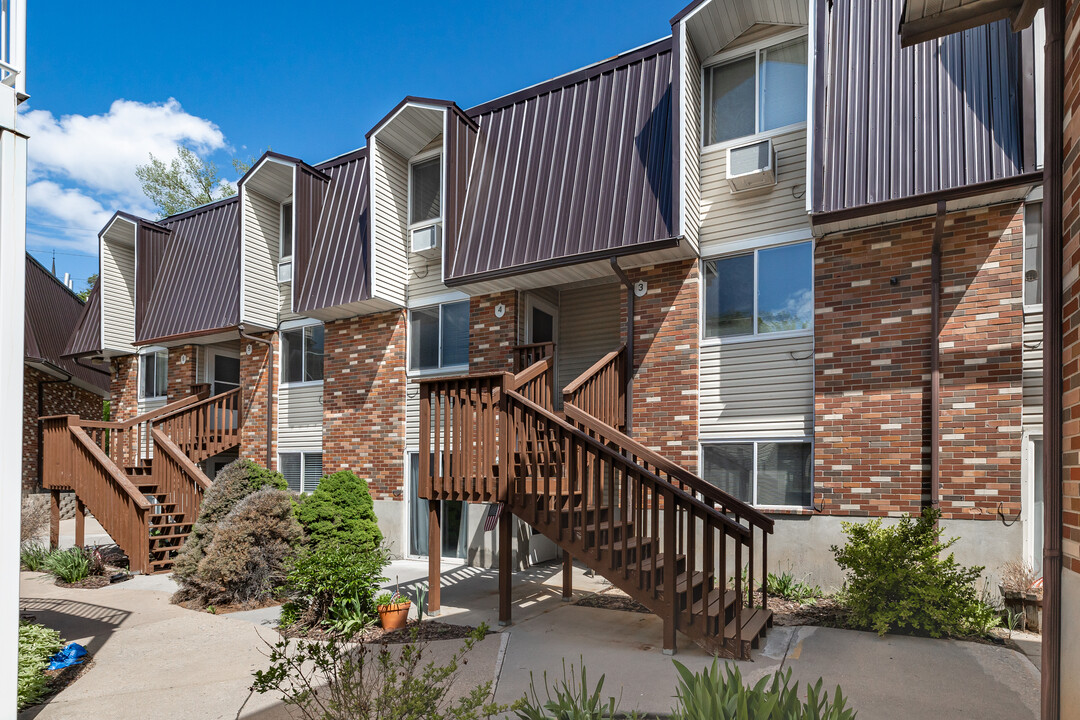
top-left (378, 602), bottom-right (411, 630)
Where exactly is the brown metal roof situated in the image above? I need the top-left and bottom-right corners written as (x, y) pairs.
top-left (812, 1), bottom-right (1035, 216)
top-left (62, 279), bottom-right (102, 359)
top-left (294, 149), bottom-right (372, 313)
top-left (446, 38), bottom-right (675, 285)
top-left (135, 221), bottom-right (170, 338)
top-left (136, 197), bottom-right (241, 344)
top-left (26, 255), bottom-right (110, 392)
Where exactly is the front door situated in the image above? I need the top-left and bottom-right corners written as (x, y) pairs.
top-left (211, 353), bottom-right (241, 395)
top-left (408, 453), bottom-right (468, 560)
top-left (527, 296), bottom-right (557, 345)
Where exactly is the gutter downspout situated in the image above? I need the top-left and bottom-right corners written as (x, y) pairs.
top-left (610, 258), bottom-right (634, 435)
top-left (931, 201), bottom-right (945, 514)
top-left (1042, 0), bottom-right (1064, 716)
top-left (238, 325), bottom-right (274, 470)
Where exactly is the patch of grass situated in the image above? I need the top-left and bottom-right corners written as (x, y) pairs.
top-left (18, 621), bottom-right (63, 709)
top-left (767, 571), bottom-right (823, 604)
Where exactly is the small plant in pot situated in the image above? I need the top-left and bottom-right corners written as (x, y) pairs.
top-left (376, 590), bottom-right (411, 630)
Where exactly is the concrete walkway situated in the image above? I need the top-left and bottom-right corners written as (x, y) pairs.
top-left (19, 559), bottom-right (1040, 719)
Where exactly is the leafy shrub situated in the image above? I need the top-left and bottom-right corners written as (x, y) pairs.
top-left (670, 661), bottom-right (855, 720)
top-left (20, 543), bottom-right (51, 572)
top-left (296, 470), bottom-right (382, 552)
top-left (44, 547), bottom-right (91, 583)
top-left (172, 459), bottom-right (287, 581)
top-left (18, 621), bottom-right (63, 709)
top-left (515, 658), bottom-right (624, 719)
top-left (767, 571), bottom-right (823, 604)
top-left (281, 542), bottom-right (389, 631)
top-left (173, 487), bottom-right (302, 608)
top-left (252, 623), bottom-right (511, 719)
top-left (832, 507), bottom-right (998, 637)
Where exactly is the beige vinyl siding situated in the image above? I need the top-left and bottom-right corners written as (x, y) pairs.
top-left (699, 334), bottom-right (814, 438)
top-left (278, 282), bottom-right (301, 322)
top-left (372, 143), bottom-right (409, 307)
top-left (683, 36), bottom-right (701, 252)
top-left (101, 238), bottom-right (136, 352)
top-left (557, 283), bottom-right (621, 394)
top-left (278, 383), bottom-right (323, 450)
top-left (408, 253), bottom-right (449, 303)
top-left (242, 188), bottom-right (281, 328)
top-left (699, 127), bottom-right (809, 252)
top-left (405, 380), bottom-right (420, 450)
top-left (1022, 309), bottom-right (1043, 430)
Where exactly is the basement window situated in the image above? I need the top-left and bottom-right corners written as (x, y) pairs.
top-left (280, 451), bottom-right (323, 493)
top-left (281, 321), bottom-right (324, 385)
top-left (138, 347), bottom-right (167, 400)
top-left (703, 440), bottom-right (812, 508)
top-left (704, 241), bottom-right (812, 340)
top-left (409, 300), bottom-right (469, 374)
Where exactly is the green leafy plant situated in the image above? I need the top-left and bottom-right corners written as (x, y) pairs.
top-left (413, 584), bottom-right (429, 623)
top-left (281, 543), bottom-right (389, 631)
top-left (18, 621), bottom-right (63, 709)
top-left (20, 543), bottom-right (52, 572)
top-left (832, 507), bottom-right (996, 637)
top-left (515, 658), bottom-right (623, 720)
top-left (296, 470), bottom-right (382, 552)
top-left (252, 623), bottom-right (512, 719)
top-left (374, 591), bottom-right (395, 607)
top-left (767, 571), bottom-right (823, 604)
top-left (44, 547), bottom-right (91, 583)
top-left (670, 660), bottom-right (855, 720)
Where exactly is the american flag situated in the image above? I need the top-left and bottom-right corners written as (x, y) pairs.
top-left (483, 503), bottom-right (504, 532)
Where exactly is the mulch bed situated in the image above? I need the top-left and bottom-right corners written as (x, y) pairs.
top-left (55, 575), bottom-right (113, 590)
top-left (279, 619), bottom-right (489, 645)
top-left (175, 597), bottom-right (284, 615)
top-left (575, 588), bottom-right (651, 613)
top-left (38, 654), bottom-right (95, 704)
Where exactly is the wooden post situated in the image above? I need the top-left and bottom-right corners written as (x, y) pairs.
top-left (49, 490), bottom-right (60, 549)
top-left (562, 550), bottom-right (573, 601)
top-left (499, 506), bottom-right (512, 626)
top-left (428, 500), bottom-right (441, 616)
top-left (74, 498), bottom-right (85, 548)
top-left (662, 492), bottom-right (677, 655)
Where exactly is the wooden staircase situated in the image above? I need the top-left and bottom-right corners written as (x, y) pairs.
top-left (419, 346), bottom-right (775, 658)
top-left (41, 387), bottom-right (242, 574)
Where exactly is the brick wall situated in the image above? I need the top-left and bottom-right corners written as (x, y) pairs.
top-left (815, 204), bottom-right (1024, 519)
top-left (623, 259), bottom-right (700, 473)
top-left (167, 344), bottom-right (198, 402)
top-left (22, 365), bottom-right (106, 494)
top-left (110, 354), bottom-right (139, 422)
top-left (322, 311), bottom-right (406, 500)
top-left (1063, 0), bottom-right (1080, 575)
top-left (469, 291), bottom-right (518, 374)
top-left (240, 332), bottom-right (277, 468)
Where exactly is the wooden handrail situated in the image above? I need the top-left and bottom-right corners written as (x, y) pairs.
top-left (151, 387), bottom-right (236, 426)
top-left (69, 426), bottom-right (152, 509)
top-left (512, 356), bottom-right (554, 389)
top-left (151, 428), bottom-right (212, 491)
top-left (506, 387), bottom-right (751, 541)
top-left (562, 345), bottom-right (625, 396)
top-left (563, 402), bottom-right (774, 533)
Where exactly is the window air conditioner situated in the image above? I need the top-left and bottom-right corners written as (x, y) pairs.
top-left (410, 223), bottom-right (441, 256)
top-left (277, 260), bottom-right (292, 284)
top-left (726, 138), bottom-right (776, 193)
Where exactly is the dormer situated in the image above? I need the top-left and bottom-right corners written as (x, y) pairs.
top-left (98, 211), bottom-right (171, 356)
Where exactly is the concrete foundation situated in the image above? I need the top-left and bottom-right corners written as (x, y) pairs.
top-left (1061, 568), bottom-right (1080, 718)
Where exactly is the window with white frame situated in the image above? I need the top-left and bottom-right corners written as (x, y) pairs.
top-left (138, 347), bottom-right (168, 400)
top-left (278, 202), bottom-right (294, 283)
top-left (409, 154), bottom-right (441, 227)
top-left (703, 440), bottom-right (812, 507)
top-left (1024, 201), bottom-right (1043, 307)
top-left (703, 33), bottom-right (808, 146)
top-left (409, 300), bottom-right (469, 373)
top-left (281, 322), bottom-right (324, 384)
top-left (280, 451), bottom-right (323, 493)
top-left (704, 241), bottom-right (813, 339)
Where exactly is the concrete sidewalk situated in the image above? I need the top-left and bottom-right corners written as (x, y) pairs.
top-left (19, 559), bottom-right (1040, 719)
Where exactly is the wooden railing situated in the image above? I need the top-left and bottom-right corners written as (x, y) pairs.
top-left (153, 388), bottom-right (242, 464)
top-left (78, 391), bottom-right (209, 470)
top-left (41, 415), bottom-right (152, 573)
top-left (562, 345), bottom-right (626, 431)
top-left (513, 342), bottom-right (554, 373)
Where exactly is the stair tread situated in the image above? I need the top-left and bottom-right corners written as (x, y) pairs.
top-left (690, 588), bottom-right (738, 616)
top-left (724, 608), bottom-right (772, 644)
top-left (673, 570), bottom-right (711, 595)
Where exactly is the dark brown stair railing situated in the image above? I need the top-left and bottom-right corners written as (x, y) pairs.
top-left (562, 345), bottom-right (626, 431)
top-left (513, 342), bottom-right (554, 373)
top-left (153, 387), bottom-right (242, 464)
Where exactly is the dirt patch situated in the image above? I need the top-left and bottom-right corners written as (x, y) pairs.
top-left (279, 619), bottom-right (490, 645)
top-left (767, 594), bottom-right (850, 627)
top-left (175, 597), bottom-right (284, 615)
top-left (575, 588), bottom-right (651, 614)
top-left (55, 575), bottom-right (112, 590)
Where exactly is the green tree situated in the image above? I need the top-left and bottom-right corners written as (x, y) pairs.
top-left (76, 272), bottom-right (98, 301)
top-left (135, 145), bottom-right (236, 218)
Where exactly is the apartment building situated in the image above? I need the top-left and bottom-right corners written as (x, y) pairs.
top-left (57, 0), bottom-right (1043, 590)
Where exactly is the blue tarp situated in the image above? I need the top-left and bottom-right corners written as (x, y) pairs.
top-left (46, 643), bottom-right (87, 671)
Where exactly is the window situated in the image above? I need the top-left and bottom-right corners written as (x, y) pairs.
top-left (409, 300), bottom-right (469, 372)
top-left (138, 348), bottom-right (167, 400)
top-left (280, 451), bottom-right (323, 493)
top-left (704, 34), bottom-right (808, 146)
top-left (703, 441), bottom-right (812, 507)
top-left (1024, 201), bottom-right (1043, 307)
top-left (281, 322), bottom-right (324, 384)
top-left (410, 155), bottom-right (441, 226)
top-left (280, 202), bottom-right (294, 260)
top-left (704, 241), bottom-right (813, 339)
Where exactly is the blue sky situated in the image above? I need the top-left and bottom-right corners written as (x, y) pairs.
top-left (24, 0), bottom-right (683, 293)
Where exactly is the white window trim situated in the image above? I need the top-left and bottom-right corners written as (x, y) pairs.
top-left (137, 346), bottom-right (168, 401)
top-left (278, 200), bottom-right (294, 285)
top-left (1022, 431), bottom-right (1044, 572)
top-left (701, 239), bottom-right (814, 346)
top-left (279, 450), bottom-right (324, 494)
top-left (279, 318), bottom-right (325, 389)
top-left (699, 437), bottom-right (814, 510)
top-left (700, 27), bottom-right (809, 151)
top-left (408, 148), bottom-right (443, 232)
top-left (1023, 200), bottom-right (1044, 313)
top-left (407, 300), bottom-right (470, 377)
